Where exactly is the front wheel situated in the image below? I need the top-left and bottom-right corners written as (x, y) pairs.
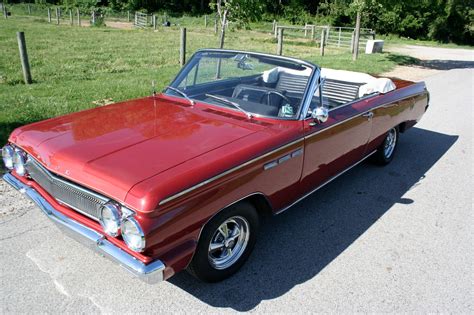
top-left (372, 127), bottom-right (399, 165)
top-left (187, 201), bottom-right (259, 282)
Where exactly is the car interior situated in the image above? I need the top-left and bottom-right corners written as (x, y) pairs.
top-left (168, 53), bottom-right (395, 119)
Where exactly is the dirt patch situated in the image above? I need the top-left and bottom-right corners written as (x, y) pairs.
top-left (106, 21), bottom-right (133, 30)
top-left (382, 65), bottom-right (443, 82)
top-left (382, 45), bottom-right (473, 81)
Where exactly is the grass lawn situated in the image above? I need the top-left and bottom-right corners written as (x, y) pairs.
top-left (1, 16), bottom-right (414, 144)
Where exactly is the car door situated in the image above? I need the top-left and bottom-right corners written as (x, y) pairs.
top-left (300, 101), bottom-right (373, 195)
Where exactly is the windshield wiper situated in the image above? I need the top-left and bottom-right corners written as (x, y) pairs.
top-left (165, 86), bottom-right (195, 106)
top-left (205, 94), bottom-right (253, 119)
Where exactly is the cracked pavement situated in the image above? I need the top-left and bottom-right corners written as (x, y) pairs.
top-left (1, 62), bottom-right (473, 312)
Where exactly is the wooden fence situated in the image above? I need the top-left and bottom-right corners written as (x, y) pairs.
top-left (274, 22), bottom-right (376, 52)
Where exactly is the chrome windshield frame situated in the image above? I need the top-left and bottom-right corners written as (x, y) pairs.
top-left (165, 49), bottom-right (321, 121)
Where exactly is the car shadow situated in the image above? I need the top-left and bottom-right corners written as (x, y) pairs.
top-left (386, 53), bottom-right (474, 70)
top-left (418, 59), bottom-right (474, 70)
top-left (168, 127), bottom-right (457, 311)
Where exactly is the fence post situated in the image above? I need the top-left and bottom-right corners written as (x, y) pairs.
top-left (304, 23), bottom-right (308, 37)
top-left (77, 8), bottom-right (81, 26)
top-left (3, 5), bottom-right (6, 19)
top-left (272, 20), bottom-right (276, 33)
top-left (338, 27), bottom-right (341, 47)
top-left (311, 25), bottom-right (315, 40)
top-left (47, 8), bottom-right (51, 22)
top-left (214, 17), bottom-right (217, 34)
top-left (274, 23), bottom-right (278, 38)
top-left (320, 29), bottom-right (326, 56)
top-left (277, 27), bottom-right (283, 55)
top-left (69, 9), bottom-right (73, 25)
top-left (17, 32), bottom-right (32, 84)
top-left (180, 27), bottom-right (186, 67)
top-left (127, 11), bottom-right (130, 22)
top-left (204, 15), bottom-right (207, 27)
top-left (28, 4), bottom-right (31, 15)
top-left (91, 10), bottom-right (95, 25)
top-left (56, 7), bottom-right (59, 25)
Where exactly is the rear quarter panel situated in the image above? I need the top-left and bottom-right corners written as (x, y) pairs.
top-left (366, 81), bottom-right (428, 152)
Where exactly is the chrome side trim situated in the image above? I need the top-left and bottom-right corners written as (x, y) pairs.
top-left (275, 150), bottom-right (377, 215)
top-left (304, 97), bottom-right (405, 141)
top-left (264, 147), bottom-right (303, 171)
top-left (159, 90), bottom-right (424, 206)
top-left (158, 138), bottom-right (304, 206)
top-left (3, 173), bottom-right (165, 284)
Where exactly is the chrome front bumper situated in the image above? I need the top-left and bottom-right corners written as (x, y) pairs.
top-left (3, 173), bottom-right (165, 284)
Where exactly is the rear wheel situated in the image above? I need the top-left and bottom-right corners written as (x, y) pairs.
top-left (187, 201), bottom-right (259, 282)
top-left (372, 127), bottom-right (399, 165)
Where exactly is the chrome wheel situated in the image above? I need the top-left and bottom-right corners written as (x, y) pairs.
top-left (384, 128), bottom-right (397, 158)
top-left (208, 216), bottom-right (250, 270)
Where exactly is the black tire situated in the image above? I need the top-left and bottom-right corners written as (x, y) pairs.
top-left (372, 127), bottom-right (399, 166)
top-left (187, 201), bottom-right (259, 282)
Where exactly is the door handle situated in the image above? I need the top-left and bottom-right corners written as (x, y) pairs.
top-left (362, 112), bottom-right (374, 119)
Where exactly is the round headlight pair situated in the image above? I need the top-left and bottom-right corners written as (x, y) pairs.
top-left (99, 203), bottom-right (145, 252)
top-left (2, 145), bottom-right (28, 176)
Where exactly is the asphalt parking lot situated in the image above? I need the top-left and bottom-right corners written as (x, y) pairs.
top-left (1, 67), bottom-right (472, 312)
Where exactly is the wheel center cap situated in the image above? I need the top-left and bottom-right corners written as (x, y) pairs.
top-left (225, 239), bottom-right (235, 248)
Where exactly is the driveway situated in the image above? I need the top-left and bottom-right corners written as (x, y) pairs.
top-left (383, 44), bottom-right (473, 81)
top-left (1, 67), bottom-right (472, 312)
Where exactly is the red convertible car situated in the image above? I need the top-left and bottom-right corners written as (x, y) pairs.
top-left (2, 49), bottom-right (429, 283)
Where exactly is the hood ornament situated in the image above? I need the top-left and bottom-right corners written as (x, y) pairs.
top-left (152, 80), bottom-right (156, 96)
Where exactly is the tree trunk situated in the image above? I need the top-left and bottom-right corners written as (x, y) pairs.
top-left (352, 10), bottom-right (361, 61)
top-left (218, 11), bottom-right (227, 48)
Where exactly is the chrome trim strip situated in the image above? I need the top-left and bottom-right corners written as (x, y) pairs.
top-left (158, 139), bottom-right (304, 206)
top-left (299, 67), bottom-right (321, 120)
top-left (3, 173), bottom-right (165, 284)
top-left (159, 89), bottom-right (425, 206)
top-left (304, 95), bottom-right (410, 141)
top-left (275, 150), bottom-right (377, 214)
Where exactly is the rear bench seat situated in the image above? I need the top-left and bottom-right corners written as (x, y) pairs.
top-left (275, 72), bottom-right (362, 107)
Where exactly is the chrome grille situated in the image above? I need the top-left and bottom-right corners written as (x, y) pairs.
top-left (25, 157), bottom-right (108, 221)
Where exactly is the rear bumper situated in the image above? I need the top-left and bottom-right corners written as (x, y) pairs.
top-left (3, 172), bottom-right (165, 284)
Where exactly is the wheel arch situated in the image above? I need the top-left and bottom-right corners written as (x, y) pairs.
top-left (186, 192), bottom-right (272, 267)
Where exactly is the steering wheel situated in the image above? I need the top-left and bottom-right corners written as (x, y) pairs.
top-left (259, 90), bottom-right (292, 108)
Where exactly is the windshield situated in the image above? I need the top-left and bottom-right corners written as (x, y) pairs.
top-left (165, 51), bottom-right (314, 119)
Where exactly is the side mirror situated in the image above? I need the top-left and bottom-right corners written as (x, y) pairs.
top-left (311, 106), bottom-right (329, 123)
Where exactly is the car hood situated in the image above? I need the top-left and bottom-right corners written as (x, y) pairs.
top-left (10, 96), bottom-right (267, 203)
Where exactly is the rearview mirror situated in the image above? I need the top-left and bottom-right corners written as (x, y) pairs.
top-left (311, 106), bottom-right (329, 123)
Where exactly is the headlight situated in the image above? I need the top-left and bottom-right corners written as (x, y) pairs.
top-left (99, 203), bottom-right (122, 237)
top-left (13, 149), bottom-right (28, 176)
top-left (121, 217), bottom-right (145, 252)
top-left (2, 145), bottom-right (14, 170)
